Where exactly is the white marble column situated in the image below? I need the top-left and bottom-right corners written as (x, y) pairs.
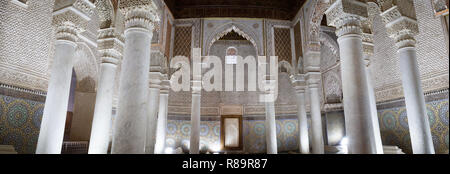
top-left (111, 3), bottom-right (159, 154)
top-left (262, 78), bottom-right (277, 154)
top-left (325, 0), bottom-right (376, 154)
top-left (88, 28), bottom-right (123, 154)
top-left (397, 46), bottom-right (434, 154)
top-left (378, 1), bottom-right (435, 154)
top-left (36, 25), bottom-right (78, 154)
top-left (307, 74), bottom-right (325, 154)
top-left (265, 99), bottom-right (277, 154)
top-left (154, 77), bottom-right (170, 154)
top-left (364, 58), bottom-right (384, 154)
top-left (145, 72), bottom-right (161, 154)
top-left (291, 75), bottom-right (310, 154)
top-left (190, 80), bottom-right (201, 154)
top-left (362, 18), bottom-right (384, 154)
top-left (36, 1), bottom-right (93, 154)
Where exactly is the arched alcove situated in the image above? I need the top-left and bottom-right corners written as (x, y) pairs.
top-left (205, 23), bottom-right (263, 56)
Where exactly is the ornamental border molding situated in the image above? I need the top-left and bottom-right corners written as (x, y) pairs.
top-left (0, 83), bottom-right (47, 96)
top-left (0, 67), bottom-right (49, 92)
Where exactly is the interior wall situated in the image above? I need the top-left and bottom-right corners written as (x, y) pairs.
top-left (69, 91), bottom-right (96, 141)
top-left (165, 115), bottom-right (300, 154)
top-left (0, 86), bottom-right (45, 154)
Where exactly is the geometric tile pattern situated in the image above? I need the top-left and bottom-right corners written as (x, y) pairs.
top-left (378, 99), bottom-right (449, 154)
top-left (0, 94), bottom-right (44, 154)
top-left (243, 119), bottom-right (299, 153)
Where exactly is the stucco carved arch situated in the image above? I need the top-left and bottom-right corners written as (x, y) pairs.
top-left (319, 31), bottom-right (340, 65)
top-left (205, 23), bottom-right (263, 56)
top-left (73, 42), bottom-right (99, 92)
top-left (306, 0), bottom-right (331, 52)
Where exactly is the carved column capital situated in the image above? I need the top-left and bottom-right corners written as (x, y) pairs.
top-left (378, 1), bottom-right (419, 49)
top-left (119, 0), bottom-right (161, 32)
top-left (290, 74), bottom-right (307, 93)
top-left (306, 72), bottom-right (322, 89)
top-left (98, 28), bottom-right (124, 65)
top-left (191, 80), bottom-right (202, 95)
top-left (52, 0), bottom-right (94, 42)
top-left (303, 50), bottom-right (321, 73)
top-left (160, 74), bottom-right (171, 94)
top-left (325, 0), bottom-right (369, 37)
top-left (149, 72), bottom-right (162, 89)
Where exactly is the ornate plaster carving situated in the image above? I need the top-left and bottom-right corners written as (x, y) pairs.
top-left (377, 0), bottom-right (419, 49)
top-left (97, 28), bottom-right (124, 65)
top-left (306, 0), bottom-right (331, 52)
top-left (325, 0), bottom-right (369, 37)
top-left (205, 22), bottom-right (263, 56)
top-left (95, 0), bottom-right (115, 29)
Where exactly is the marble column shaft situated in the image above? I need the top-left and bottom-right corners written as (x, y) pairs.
top-left (190, 90), bottom-right (201, 154)
top-left (88, 29), bottom-right (122, 154)
top-left (154, 80), bottom-right (169, 154)
top-left (326, 1), bottom-right (376, 153)
top-left (296, 89), bottom-right (310, 154)
top-left (398, 46), bottom-right (435, 154)
top-left (336, 27), bottom-right (376, 154)
top-left (145, 82), bottom-right (160, 154)
top-left (36, 35), bottom-right (77, 154)
top-left (111, 9), bottom-right (155, 153)
top-left (265, 100), bottom-right (277, 154)
top-left (308, 84), bottom-right (324, 154)
top-left (364, 57), bottom-right (384, 154)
